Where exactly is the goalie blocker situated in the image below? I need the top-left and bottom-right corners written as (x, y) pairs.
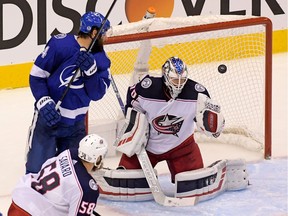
top-left (92, 108), bottom-right (153, 201)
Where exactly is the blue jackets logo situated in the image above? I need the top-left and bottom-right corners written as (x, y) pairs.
top-left (152, 114), bottom-right (184, 136)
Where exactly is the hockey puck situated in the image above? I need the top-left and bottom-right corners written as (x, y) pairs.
top-left (218, 64), bottom-right (227, 73)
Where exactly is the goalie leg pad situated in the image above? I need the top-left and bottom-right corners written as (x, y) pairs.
top-left (175, 160), bottom-right (227, 202)
top-left (226, 159), bottom-right (249, 190)
top-left (92, 168), bottom-right (157, 201)
top-left (175, 159), bottom-right (249, 202)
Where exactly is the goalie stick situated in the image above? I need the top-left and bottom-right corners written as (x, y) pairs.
top-left (130, 6), bottom-right (156, 86)
top-left (112, 7), bottom-right (156, 140)
top-left (55, 0), bottom-right (118, 110)
top-left (113, 7), bottom-right (197, 206)
top-left (113, 7), bottom-right (156, 141)
top-left (137, 148), bottom-right (198, 206)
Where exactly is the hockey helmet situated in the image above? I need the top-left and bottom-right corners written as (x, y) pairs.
top-left (80, 11), bottom-right (110, 35)
top-left (78, 134), bottom-right (108, 166)
top-left (162, 56), bottom-right (188, 99)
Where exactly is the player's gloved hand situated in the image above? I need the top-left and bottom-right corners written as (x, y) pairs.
top-left (76, 47), bottom-right (97, 77)
top-left (36, 96), bottom-right (61, 127)
top-left (196, 94), bottom-right (225, 138)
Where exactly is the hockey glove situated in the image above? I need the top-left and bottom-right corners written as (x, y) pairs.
top-left (36, 96), bottom-right (61, 127)
top-left (76, 47), bottom-right (97, 77)
top-left (195, 93), bottom-right (225, 138)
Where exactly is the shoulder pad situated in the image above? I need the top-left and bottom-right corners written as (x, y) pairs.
top-left (140, 76), bottom-right (153, 89)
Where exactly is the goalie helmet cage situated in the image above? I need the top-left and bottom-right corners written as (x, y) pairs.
top-left (87, 15), bottom-right (272, 159)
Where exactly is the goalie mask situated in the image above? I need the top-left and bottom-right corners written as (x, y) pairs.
top-left (78, 134), bottom-right (108, 167)
top-left (162, 57), bottom-right (188, 99)
top-left (80, 11), bottom-right (110, 36)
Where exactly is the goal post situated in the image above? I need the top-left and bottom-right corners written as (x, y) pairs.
top-left (88, 15), bottom-right (272, 159)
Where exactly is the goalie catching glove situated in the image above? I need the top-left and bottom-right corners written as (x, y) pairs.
top-left (195, 93), bottom-right (225, 138)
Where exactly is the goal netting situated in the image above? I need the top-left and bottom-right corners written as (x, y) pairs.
top-left (88, 15), bottom-right (272, 159)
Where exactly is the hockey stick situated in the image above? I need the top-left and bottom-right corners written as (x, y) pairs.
top-left (110, 7), bottom-right (156, 115)
top-left (113, 7), bottom-right (156, 142)
top-left (136, 148), bottom-right (198, 206)
top-left (115, 109), bottom-right (197, 206)
top-left (129, 6), bottom-right (155, 86)
top-left (55, 0), bottom-right (118, 110)
top-left (110, 75), bottom-right (125, 114)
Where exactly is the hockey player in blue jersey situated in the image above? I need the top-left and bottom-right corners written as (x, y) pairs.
top-left (25, 11), bottom-right (111, 174)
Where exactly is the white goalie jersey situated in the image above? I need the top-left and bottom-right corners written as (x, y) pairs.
top-left (125, 75), bottom-right (212, 154)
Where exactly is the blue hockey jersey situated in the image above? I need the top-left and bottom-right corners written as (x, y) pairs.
top-left (29, 34), bottom-right (111, 125)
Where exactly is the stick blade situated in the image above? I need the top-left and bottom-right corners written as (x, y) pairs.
top-left (159, 196), bottom-right (198, 207)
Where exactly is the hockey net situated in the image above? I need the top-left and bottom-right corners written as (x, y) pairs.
top-left (88, 15), bottom-right (272, 159)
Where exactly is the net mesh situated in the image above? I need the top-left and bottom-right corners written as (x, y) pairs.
top-left (88, 15), bottom-right (271, 155)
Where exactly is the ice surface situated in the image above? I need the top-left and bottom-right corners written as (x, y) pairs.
top-left (95, 158), bottom-right (287, 216)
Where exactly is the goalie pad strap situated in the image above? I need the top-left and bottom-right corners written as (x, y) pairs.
top-left (92, 168), bottom-right (156, 201)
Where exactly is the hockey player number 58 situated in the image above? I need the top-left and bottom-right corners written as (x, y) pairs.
top-left (31, 161), bottom-right (60, 195)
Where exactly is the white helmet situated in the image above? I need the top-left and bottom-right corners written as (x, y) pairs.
top-left (162, 57), bottom-right (188, 99)
top-left (78, 134), bottom-right (108, 166)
